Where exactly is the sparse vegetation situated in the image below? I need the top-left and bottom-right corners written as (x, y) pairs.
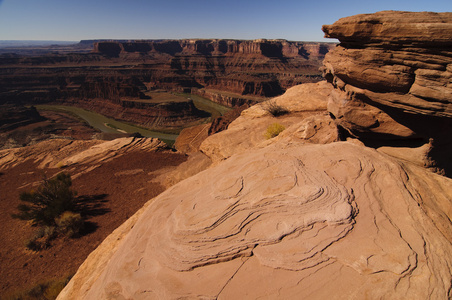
top-left (12, 172), bottom-right (83, 250)
top-left (55, 211), bottom-right (84, 238)
top-left (12, 172), bottom-right (77, 227)
top-left (105, 122), bottom-right (119, 130)
top-left (24, 226), bottom-right (56, 251)
top-left (265, 123), bottom-right (286, 139)
top-left (262, 99), bottom-right (289, 117)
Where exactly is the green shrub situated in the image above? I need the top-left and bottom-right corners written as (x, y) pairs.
top-left (12, 172), bottom-right (77, 227)
top-left (265, 123), bottom-right (286, 139)
top-left (55, 211), bottom-right (84, 237)
top-left (262, 99), bottom-right (289, 117)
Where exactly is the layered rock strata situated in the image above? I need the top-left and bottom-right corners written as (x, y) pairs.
top-left (0, 39), bottom-right (333, 104)
top-left (59, 138), bottom-right (452, 300)
top-left (0, 137), bottom-right (166, 173)
top-left (0, 105), bottom-right (44, 132)
top-left (322, 10), bottom-right (452, 174)
top-left (0, 39), bottom-right (333, 129)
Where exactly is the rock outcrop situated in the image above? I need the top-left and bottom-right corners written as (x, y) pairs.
top-left (200, 81), bottom-right (337, 163)
top-left (322, 11), bottom-right (452, 173)
top-left (59, 139), bottom-right (452, 300)
top-left (58, 11), bottom-right (452, 299)
top-left (0, 137), bottom-right (166, 174)
top-left (0, 105), bottom-right (44, 132)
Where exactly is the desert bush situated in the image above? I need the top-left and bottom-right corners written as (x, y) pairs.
top-left (12, 172), bottom-right (77, 227)
top-left (262, 99), bottom-right (289, 117)
top-left (43, 277), bottom-right (71, 300)
top-left (265, 123), bottom-right (286, 139)
top-left (25, 226), bottom-right (57, 250)
top-left (55, 211), bottom-right (84, 237)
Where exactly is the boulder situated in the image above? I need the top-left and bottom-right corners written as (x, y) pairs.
top-left (322, 11), bottom-right (452, 120)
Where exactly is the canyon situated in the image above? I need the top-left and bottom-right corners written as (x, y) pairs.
top-left (0, 39), bottom-right (334, 133)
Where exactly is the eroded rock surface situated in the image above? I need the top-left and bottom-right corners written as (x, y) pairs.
top-left (0, 137), bottom-right (166, 176)
top-left (200, 81), bottom-right (337, 163)
top-left (59, 140), bottom-right (452, 299)
top-left (322, 11), bottom-right (452, 122)
top-left (322, 10), bottom-right (452, 174)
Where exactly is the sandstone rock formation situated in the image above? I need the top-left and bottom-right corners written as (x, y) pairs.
top-left (173, 123), bottom-right (211, 154)
top-left (0, 40), bottom-right (332, 101)
top-left (92, 39), bottom-right (333, 99)
top-left (200, 81), bottom-right (337, 163)
top-left (0, 137), bottom-right (166, 175)
top-left (174, 104), bottom-right (250, 154)
top-left (58, 140), bottom-right (452, 299)
top-left (322, 11), bottom-right (452, 174)
top-left (58, 11), bottom-right (452, 299)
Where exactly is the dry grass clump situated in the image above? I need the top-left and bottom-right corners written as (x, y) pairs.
top-left (262, 99), bottom-right (289, 117)
top-left (55, 211), bottom-right (84, 238)
top-left (265, 123), bottom-right (286, 139)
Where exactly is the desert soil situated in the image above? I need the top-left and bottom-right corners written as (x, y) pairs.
top-left (0, 113), bottom-right (187, 297)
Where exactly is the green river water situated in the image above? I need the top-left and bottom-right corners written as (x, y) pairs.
top-left (36, 105), bottom-right (179, 143)
top-left (35, 97), bottom-right (231, 145)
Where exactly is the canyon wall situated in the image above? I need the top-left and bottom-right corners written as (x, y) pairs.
top-left (0, 39), bottom-right (333, 129)
top-left (91, 39), bottom-right (333, 98)
top-left (0, 39), bottom-right (334, 103)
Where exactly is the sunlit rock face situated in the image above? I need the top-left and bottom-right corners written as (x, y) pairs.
top-left (322, 10), bottom-right (452, 174)
top-left (59, 141), bottom-right (452, 299)
top-left (322, 11), bottom-right (452, 125)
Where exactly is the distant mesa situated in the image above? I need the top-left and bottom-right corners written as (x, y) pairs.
top-left (92, 39), bottom-right (332, 59)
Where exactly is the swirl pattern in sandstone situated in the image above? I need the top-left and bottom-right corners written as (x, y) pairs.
top-left (60, 141), bottom-right (452, 299)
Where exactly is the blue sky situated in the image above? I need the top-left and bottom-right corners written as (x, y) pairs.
top-left (0, 0), bottom-right (450, 42)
